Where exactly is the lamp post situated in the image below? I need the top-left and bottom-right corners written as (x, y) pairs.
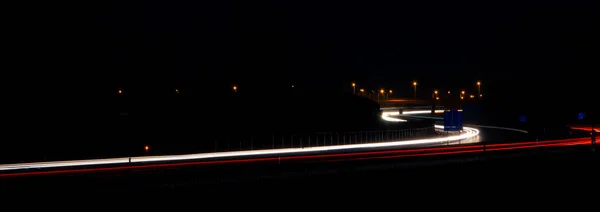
top-left (477, 81), bottom-right (481, 98)
top-left (412, 81), bottom-right (417, 99)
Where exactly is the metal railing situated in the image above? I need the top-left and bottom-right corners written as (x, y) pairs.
top-left (211, 127), bottom-right (437, 152)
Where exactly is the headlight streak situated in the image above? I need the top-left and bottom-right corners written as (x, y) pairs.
top-left (0, 110), bottom-right (480, 171)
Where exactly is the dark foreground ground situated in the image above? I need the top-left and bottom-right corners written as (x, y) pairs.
top-left (2, 143), bottom-right (598, 203)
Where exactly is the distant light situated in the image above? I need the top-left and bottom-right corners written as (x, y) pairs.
top-left (352, 82), bottom-right (356, 87)
top-left (461, 90), bottom-right (465, 94)
top-left (359, 88), bottom-right (364, 92)
top-left (470, 95), bottom-right (474, 98)
top-left (447, 91), bottom-right (450, 94)
top-left (291, 85), bottom-right (294, 88)
top-left (175, 88), bottom-right (179, 94)
top-left (118, 89), bottom-right (122, 94)
top-left (144, 145), bottom-right (149, 152)
top-left (460, 96), bottom-right (464, 100)
top-left (413, 81), bottom-right (417, 86)
top-left (389, 90), bottom-right (392, 94)
top-left (477, 81), bottom-right (481, 86)
top-left (578, 112), bottom-right (585, 120)
top-left (380, 89), bottom-right (384, 94)
top-left (434, 90), bottom-right (438, 94)
top-left (436, 97), bottom-right (439, 100)
top-left (479, 94), bottom-right (483, 97)
top-left (232, 85), bottom-right (237, 92)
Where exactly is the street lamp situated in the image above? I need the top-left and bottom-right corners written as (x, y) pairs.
top-left (412, 81), bottom-right (417, 99)
top-left (232, 85), bottom-right (237, 93)
top-left (352, 82), bottom-right (356, 94)
top-left (477, 81), bottom-right (481, 98)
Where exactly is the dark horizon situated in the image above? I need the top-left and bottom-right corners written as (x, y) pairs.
top-left (8, 1), bottom-right (598, 106)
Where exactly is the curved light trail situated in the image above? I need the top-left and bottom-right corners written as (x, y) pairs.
top-left (0, 137), bottom-right (590, 178)
top-left (0, 110), bottom-right (480, 172)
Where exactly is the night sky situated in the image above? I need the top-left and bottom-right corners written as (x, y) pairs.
top-left (13, 1), bottom-right (599, 102)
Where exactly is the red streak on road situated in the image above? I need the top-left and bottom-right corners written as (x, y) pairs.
top-left (0, 137), bottom-right (593, 178)
top-left (570, 126), bottom-right (599, 132)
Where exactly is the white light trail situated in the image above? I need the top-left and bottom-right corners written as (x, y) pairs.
top-left (381, 111), bottom-right (407, 122)
top-left (402, 110), bottom-right (445, 114)
top-left (0, 126), bottom-right (478, 171)
top-left (0, 109), bottom-right (479, 172)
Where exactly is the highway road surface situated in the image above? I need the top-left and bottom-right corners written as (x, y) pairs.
top-left (0, 109), bottom-right (480, 173)
top-left (0, 137), bottom-right (592, 178)
top-left (1, 109), bottom-right (592, 177)
top-left (0, 125), bottom-right (479, 172)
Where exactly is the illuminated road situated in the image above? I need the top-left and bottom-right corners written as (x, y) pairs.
top-left (0, 124), bottom-right (479, 172)
top-left (0, 109), bottom-right (479, 173)
top-left (1, 109), bottom-right (591, 177)
top-left (0, 137), bottom-right (591, 178)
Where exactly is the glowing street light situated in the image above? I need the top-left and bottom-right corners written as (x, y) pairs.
top-left (377, 89), bottom-right (385, 103)
top-left (412, 81), bottom-right (417, 99)
top-left (118, 89), bottom-right (123, 94)
top-left (477, 81), bottom-right (481, 98)
top-left (352, 82), bottom-right (356, 94)
top-left (359, 88), bottom-right (364, 93)
top-left (144, 145), bottom-right (149, 152)
top-left (232, 85), bottom-right (237, 92)
top-left (175, 88), bottom-right (179, 94)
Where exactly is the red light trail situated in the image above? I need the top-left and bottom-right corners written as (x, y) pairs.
top-left (0, 137), bottom-right (592, 178)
